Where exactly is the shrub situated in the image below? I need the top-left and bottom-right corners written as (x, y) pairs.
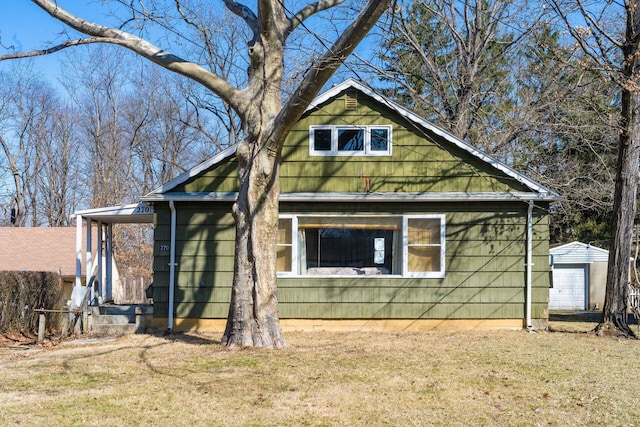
top-left (0, 271), bottom-right (63, 334)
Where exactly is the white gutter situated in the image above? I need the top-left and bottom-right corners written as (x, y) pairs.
top-left (168, 200), bottom-right (177, 331)
top-left (526, 200), bottom-right (534, 330)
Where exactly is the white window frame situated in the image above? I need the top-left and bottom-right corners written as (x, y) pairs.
top-left (276, 214), bottom-right (298, 277)
top-left (276, 214), bottom-right (445, 278)
top-left (403, 215), bottom-right (446, 279)
top-left (309, 125), bottom-right (392, 156)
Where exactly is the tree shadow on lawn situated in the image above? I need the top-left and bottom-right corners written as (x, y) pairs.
top-left (548, 311), bottom-right (638, 334)
top-left (154, 330), bottom-right (221, 345)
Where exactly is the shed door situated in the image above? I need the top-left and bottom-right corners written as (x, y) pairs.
top-left (549, 264), bottom-right (587, 310)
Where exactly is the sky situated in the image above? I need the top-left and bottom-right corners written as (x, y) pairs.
top-left (0, 1), bottom-right (119, 84)
top-left (0, 1), bottom-right (381, 89)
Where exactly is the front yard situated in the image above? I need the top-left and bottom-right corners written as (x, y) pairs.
top-left (1, 318), bottom-right (638, 426)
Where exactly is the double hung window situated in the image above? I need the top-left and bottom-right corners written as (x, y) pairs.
top-left (310, 125), bottom-right (392, 156)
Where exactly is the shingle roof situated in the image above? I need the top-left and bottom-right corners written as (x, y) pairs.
top-left (0, 227), bottom-right (85, 277)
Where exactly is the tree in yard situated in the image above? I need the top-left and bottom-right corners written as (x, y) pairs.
top-left (375, 0), bottom-right (535, 150)
top-left (0, 0), bottom-right (391, 347)
top-left (547, 0), bottom-right (640, 337)
top-left (373, 1), bottom-right (620, 249)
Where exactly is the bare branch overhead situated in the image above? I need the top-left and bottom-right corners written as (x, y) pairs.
top-left (26, 0), bottom-right (242, 111)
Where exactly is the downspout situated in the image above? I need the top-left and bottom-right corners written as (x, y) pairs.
top-left (168, 200), bottom-right (177, 331)
top-left (526, 200), bottom-right (534, 330)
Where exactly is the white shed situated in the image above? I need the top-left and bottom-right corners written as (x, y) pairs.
top-left (549, 242), bottom-right (610, 310)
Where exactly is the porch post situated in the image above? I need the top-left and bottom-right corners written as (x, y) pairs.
top-left (106, 223), bottom-right (113, 302)
top-left (86, 221), bottom-right (93, 302)
top-left (74, 214), bottom-right (83, 308)
top-left (97, 221), bottom-right (104, 303)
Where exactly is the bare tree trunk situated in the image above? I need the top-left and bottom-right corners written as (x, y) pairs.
top-left (596, 7), bottom-right (640, 337)
top-left (223, 138), bottom-right (285, 348)
top-left (596, 88), bottom-right (640, 338)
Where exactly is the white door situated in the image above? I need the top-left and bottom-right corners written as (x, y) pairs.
top-left (549, 264), bottom-right (587, 310)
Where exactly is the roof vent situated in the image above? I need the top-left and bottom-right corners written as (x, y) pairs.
top-left (344, 89), bottom-right (358, 110)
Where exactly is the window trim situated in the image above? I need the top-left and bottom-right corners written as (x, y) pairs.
top-left (276, 215), bottom-right (298, 277)
top-left (277, 214), bottom-right (445, 278)
top-left (309, 125), bottom-right (393, 156)
top-left (402, 214), bottom-right (446, 278)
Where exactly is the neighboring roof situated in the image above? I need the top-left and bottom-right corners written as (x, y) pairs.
top-left (0, 227), bottom-right (85, 276)
top-left (142, 78), bottom-right (561, 201)
top-left (550, 241), bottom-right (610, 264)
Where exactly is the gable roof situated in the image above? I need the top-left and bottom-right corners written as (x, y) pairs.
top-left (550, 241), bottom-right (610, 263)
top-left (143, 79), bottom-right (560, 202)
top-left (0, 227), bottom-right (85, 277)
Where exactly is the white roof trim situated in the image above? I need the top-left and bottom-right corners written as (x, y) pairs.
top-left (146, 144), bottom-right (238, 196)
top-left (142, 191), bottom-right (559, 203)
top-left (147, 79), bottom-right (558, 198)
top-left (73, 202), bottom-right (154, 223)
top-left (550, 241), bottom-right (610, 256)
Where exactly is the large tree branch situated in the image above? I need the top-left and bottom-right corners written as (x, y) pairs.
top-left (288, 0), bottom-right (345, 35)
top-left (223, 0), bottom-right (259, 34)
top-left (272, 0), bottom-right (391, 145)
top-left (24, 0), bottom-right (242, 112)
top-left (0, 38), bottom-right (106, 60)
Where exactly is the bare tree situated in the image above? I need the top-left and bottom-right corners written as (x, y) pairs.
top-left (375, 0), bottom-right (536, 148)
top-left (124, 64), bottom-right (218, 194)
top-left (0, 62), bottom-right (58, 227)
top-left (547, 0), bottom-right (640, 337)
top-left (1, 0), bottom-right (391, 347)
top-left (36, 105), bottom-right (84, 226)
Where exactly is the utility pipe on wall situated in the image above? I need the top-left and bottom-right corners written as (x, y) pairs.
top-left (168, 200), bottom-right (177, 331)
top-left (526, 200), bottom-right (534, 329)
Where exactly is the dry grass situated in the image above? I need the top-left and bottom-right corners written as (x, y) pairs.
top-left (1, 319), bottom-right (640, 427)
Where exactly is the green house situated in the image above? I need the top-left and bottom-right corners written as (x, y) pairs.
top-left (141, 79), bottom-right (560, 331)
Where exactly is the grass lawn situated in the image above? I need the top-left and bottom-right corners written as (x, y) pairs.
top-left (1, 318), bottom-right (639, 426)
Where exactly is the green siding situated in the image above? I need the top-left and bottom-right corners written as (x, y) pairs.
top-left (152, 201), bottom-right (551, 321)
top-left (150, 87), bottom-right (552, 323)
top-left (167, 92), bottom-right (529, 196)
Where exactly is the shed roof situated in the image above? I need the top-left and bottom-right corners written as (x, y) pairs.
top-left (0, 227), bottom-right (85, 277)
top-left (550, 241), bottom-right (610, 264)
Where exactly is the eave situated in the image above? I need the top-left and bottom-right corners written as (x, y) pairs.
top-left (141, 191), bottom-right (561, 203)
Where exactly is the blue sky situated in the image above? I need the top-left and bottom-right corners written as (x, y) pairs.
top-left (0, 2), bottom-right (114, 83)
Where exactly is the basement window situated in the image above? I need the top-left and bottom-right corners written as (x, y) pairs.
top-left (310, 125), bottom-right (392, 156)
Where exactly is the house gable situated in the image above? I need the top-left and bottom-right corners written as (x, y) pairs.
top-left (146, 79), bottom-right (557, 201)
top-left (281, 89), bottom-right (529, 194)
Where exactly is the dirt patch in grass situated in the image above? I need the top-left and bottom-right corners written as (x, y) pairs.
top-left (1, 327), bottom-right (639, 426)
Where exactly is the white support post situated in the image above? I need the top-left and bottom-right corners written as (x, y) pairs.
top-left (86, 221), bottom-right (93, 303)
top-left (75, 215), bottom-right (83, 289)
top-left (106, 223), bottom-right (113, 302)
top-left (72, 215), bottom-right (84, 308)
top-left (97, 221), bottom-right (104, 303)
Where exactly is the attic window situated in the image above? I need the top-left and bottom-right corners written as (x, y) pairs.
top-left (344, 89), bottom-right (358, 110)
top-left (310, 125), bottom-right (392, 156)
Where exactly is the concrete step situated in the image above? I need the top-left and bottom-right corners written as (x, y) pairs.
top-left (91, 323), bottom-right (140, 335)
top-left (88, 304), bottom-right (154, 334)
top-left (92, 314), bottom-right (136, 325)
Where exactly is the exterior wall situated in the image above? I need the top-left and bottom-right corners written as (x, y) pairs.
top-left (150, 86), bottom-right (552, 328)
top-left (152, 200), bottom-right (551, 323)
top-left (589, 261), bottom-right (607, 310)
top-left (172, 92), bottom-right (531, 195)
